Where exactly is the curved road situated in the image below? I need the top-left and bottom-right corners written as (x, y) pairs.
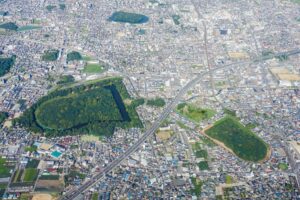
top-left (60, 48), bottom-right (299, 200)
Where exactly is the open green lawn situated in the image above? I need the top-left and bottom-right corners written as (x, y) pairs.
top-left (205, 116), bottom-right (268, 162)
top-left (23, 168), bottom-right (38, 182)
top-left (19, 193), bottom-right (31, 200)
top-left (0, 183), bottom-right (7, 189)
top-left (278, 163), bottom-right (288, 170)
top-left (83, 63), bottom-right (104, 73)
top-left (82, 56), bottom-right (93, 61)
top-left (176, 103), bottom-right (215, 122)
top-left (17, 25), bottom-right (42, 32)
top-left (92, 193), bottom-right (98, 200)
top-left (24, 146), bottom-right (37, 153)
top-left (0, 158), bottom-right (12, 178)
top-left (225, 175), bottom-right (233, 184)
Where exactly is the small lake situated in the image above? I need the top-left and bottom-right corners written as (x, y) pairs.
top-left (109, 11), bottom-right (149, 24)
top-left (105, 84), bottom-right (131, 122)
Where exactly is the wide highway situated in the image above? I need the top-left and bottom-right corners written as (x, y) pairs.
top-left (60, 48), bottom-right (299, 200)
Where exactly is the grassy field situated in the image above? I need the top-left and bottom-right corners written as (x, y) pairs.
top-left (0, 158), bottom-right (11, 178)
top-left (176, 103), bottom-right (215, 122)
top-left (19, 193), bottom-right (31, 200)
top-left (23, 168), bottom-right (38, 182)
top-left (92, 193), bottom-right (98, 200)
top-left (17, 25), bottom-right (42, 32)
top-left (82, 55), bottom-right (93, 61)
top-left (205, 116), bottom-right (268, 162)
top-left (81, 134), bottom-right (100, 142)
top-left (278, 163), bottom-right (288, 170)
top-left (225, 175), bottom-right (233, 184)
top-left (0, 183), bottom-right (7, 189)
top-left (83, 63), bottom-right (104, 73)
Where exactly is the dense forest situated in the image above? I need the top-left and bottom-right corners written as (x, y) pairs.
top-left (14, 78), bottom-right (143, 137)
top-left (146, 98), bottom-right (166, 107)
top-left (0, 55), bottom-right (16, 77)
top-left (0, 112), bottom-right (8, 125)
top-left (42, 50), bottom-right (59, 61)
top-left (35, 87), bottom-right (122, 130)
top-left (57, 75), bottom-right (75, 85)
top-left (67, 51), bottom-right (82, 62)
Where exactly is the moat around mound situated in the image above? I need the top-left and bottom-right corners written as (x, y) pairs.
top-left (109, 11), bottom-right (149, 24)
top-left (14, 78), bottom-right (142, 137)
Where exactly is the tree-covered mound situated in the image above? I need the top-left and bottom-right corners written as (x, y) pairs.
top-left (0, 112), bottom-right (8, 125)
top-left (42, 49), bottom-right (59, 61)
top-left (57, 75), bottom-right (75, 85)
top-left (146, 98), bottom-right (165, 107)
top-left (14, 78), bottom-right (142, 137)
top-left (67, 51), bottom-right (82, 62)
top-left (109, 11), bottom-right (149, 24)
top-left (0, 55), bottom-right (16, 77)
top-left (205, 116), bottom-right (268, 162)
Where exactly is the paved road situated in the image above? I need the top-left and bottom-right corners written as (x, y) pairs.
top-left (60, 48), bottom-right (299, 200)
